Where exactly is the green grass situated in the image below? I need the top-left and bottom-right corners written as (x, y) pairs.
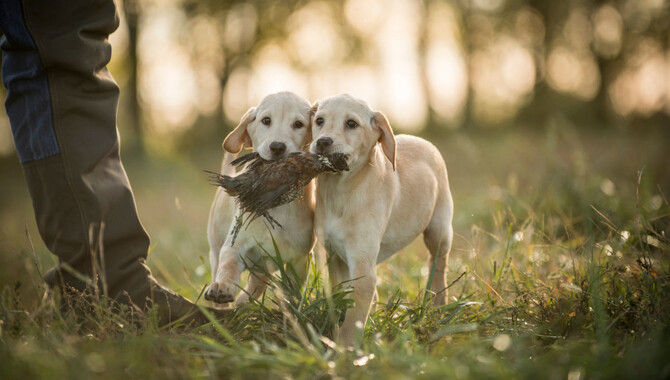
top-left (1, 127), bottom-right (669, 379)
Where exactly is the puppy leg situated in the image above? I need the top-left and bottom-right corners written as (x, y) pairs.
top-left (290, 253), bottom-right (311, 289)
top-left (337, 257), bottom-right (377, 346)
top-left (328, 254), bottom-right (349, 292)
top-left (204, 246), bottom-right (242, 304)
top-left (423, 200), bottom-right (454, 306)
top-left (208, 248), bottom-right (219, 284)
top-left (235, 271), bottom-right (269, 305)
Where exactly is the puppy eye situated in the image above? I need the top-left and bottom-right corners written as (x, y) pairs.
top-left (316, 117), bottom-right (324, 126)
top-left (293, 120), bottom-right (304, 129)
top-left (346, 119), bottom-right (358, 129)
top-left (261, 117), bottom-right (271, 126)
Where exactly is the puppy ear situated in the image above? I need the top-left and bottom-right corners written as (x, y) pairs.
top-left (373, 111), bottom-right (396, 171)
top-left (310, 101), bottom-right (319, 118)
top-left (223, 107), bottom-right (256, 153)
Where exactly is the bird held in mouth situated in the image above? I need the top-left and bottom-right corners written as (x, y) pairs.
top-left (208, 151), bottom-right (349, 245)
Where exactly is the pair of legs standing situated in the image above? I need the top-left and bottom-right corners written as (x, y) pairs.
top-left (0, 0), bottom-right (206, 323)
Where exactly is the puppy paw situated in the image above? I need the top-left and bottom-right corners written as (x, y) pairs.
top-left (431, 292), bottom-right (448, 306)
top-left (204, 282), bottom-right (236, 304)
top-left (234, 292), bottom-right (250, 306)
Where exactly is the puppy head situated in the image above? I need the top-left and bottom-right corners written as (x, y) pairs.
top-left (309, 94), bottom-right (396, 171)
top-left (223, 91), bottom-right (312, 160)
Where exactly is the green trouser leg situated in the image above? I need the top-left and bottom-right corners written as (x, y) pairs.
top-left (1, 0), bottom-right (227, 325)
top-left (7, 0), bottom-right (152, 303)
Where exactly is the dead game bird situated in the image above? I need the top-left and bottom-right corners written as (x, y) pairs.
top-left (208, 152), bottom-right (348, 245)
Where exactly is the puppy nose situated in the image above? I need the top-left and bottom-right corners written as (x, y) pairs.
top-left (315, 137), bottom-right (333, 152)
top-left (270, 142), bottom-right (286, 157)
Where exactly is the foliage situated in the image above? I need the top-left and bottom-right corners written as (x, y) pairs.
top-left (2, 184), bottom-right (669, 378)
top-left (1, 128), bottom-right (668, 379)
top-left (125, 0), bottom-right (670, 138)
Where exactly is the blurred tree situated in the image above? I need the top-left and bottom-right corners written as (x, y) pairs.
top-left (61, 0), bottom-right (670, 151)
top-left (123, 0), bottom-right (142, 137)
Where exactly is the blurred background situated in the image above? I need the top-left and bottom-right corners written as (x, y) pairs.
top-left (2, 0), bottom-right (669, 151)
top-left (1, 0), bottom-right (669, 306)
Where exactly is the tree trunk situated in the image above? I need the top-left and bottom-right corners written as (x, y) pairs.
top-left (124, 0), bottom-right (142, 139)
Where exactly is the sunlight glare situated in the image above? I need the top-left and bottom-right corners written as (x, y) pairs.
top-left (568, 368), bottom-right (583, 380)
top-left (224, 3), bottom-right (258, 53)
top-left (546, 46), bottom-right (600, 101)
top-left (600, 179), bottom-right (616, 196)
top-left (307, 71), bottom-right (338, 102)
top-left (141, 48), bottom-right (198, 133)
top-left (608, 40), bottom-right (667, 117)
top-left (563, 8), bottom-right (592, 50)
top-left (287, 2), bottom-right (344, 67)
top-left (139, 5), bottom-right (198, 133)
top-left (515, 7), bottom-right (545, 47)
top-left (344, 0), bottom-right (385, 37)
top-left (592, 5), bottom-right (623, 58)
top-left (426, 2), bottom-right (468, 124)
top-left (471, 37), bottom-right (536, 123)
top-left (373, 0), bottom-right (426, 131)
top-left (493, 334), bottom-right (511, 351)
top-left (337, 65), bottom-right (379, 108)
top-left (189, 16), bottom-right (224, 116)
top-left (222, 67), bottom-right (251, 123)
top-left (250, 44), bottom-right (308, 102)
top-left (473, 0), bottom-right (504, 13)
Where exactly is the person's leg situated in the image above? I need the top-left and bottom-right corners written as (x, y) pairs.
top-left (0, 0), bottom-right (215, 323)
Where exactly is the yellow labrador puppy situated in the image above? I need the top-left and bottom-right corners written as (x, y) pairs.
top-left (310, 94), bottom-right (454, 345)
top-left (205, 92), bottom-right (315, 305)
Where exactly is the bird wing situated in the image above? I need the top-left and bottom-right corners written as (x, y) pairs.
top-left (242, 182), bottom-right (296, 226)
top-left (214, 152), bottom-right (324, 228)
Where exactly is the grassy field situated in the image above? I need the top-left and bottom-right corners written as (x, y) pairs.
top-left (1, 125), bottom-right (669, 379)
